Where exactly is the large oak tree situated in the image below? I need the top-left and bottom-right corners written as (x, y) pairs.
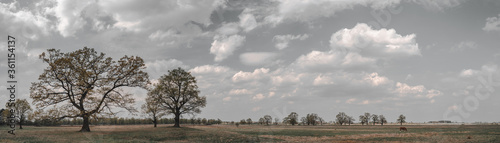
top-left (149, 68), bottom-right (206, 127)
top-left (30, 47), bottom-right (149, 132)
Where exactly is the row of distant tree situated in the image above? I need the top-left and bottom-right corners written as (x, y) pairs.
top-left (1, 99), bottom-right (406, 129)
top-left (0, 115), bottom-right (222, 127)
top-left (239, 112), bottom-right (407, 126)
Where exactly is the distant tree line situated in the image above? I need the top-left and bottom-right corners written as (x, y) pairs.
top-left (233, 112), bottom-right (407, 126)
top-left (0, 116), bottom-right (223, 127)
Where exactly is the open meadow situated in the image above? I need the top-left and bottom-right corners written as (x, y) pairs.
top-left (1, 124), bottom-right (499, 142)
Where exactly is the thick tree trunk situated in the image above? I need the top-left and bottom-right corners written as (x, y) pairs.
top-left (153, 118), bottom-right (157, 128)
top-left (80, 115), bottom-right (91, 132)
top-left (173, 113), bottom-right (180, 127)
top-left (19, 121), bottom-right (23, 129)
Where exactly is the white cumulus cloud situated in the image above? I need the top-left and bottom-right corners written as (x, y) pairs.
top-left (459, 69), bottom-right (480, 77)
top-left (252, 93), bottom-right (265, 101)
top-left (210, 35), bottom-right (246, 62)
top-left (330, 23), bottom-right (420, 58)
top-left (394, 82), bottom-right (442, 99)
top-left (232, 68), bottom-right (270, 83)
top-left (364, 73), bottom-right (389, 86)
top-left (483, 14), bottom-right (500, 32)
top-left (229, 89), bottom-right (252, 95)
top-left (239, 9), bottom-right (258, 32)
top-left (190, 65), bottom-right (231, 74)
top-left (54, 0), bottom-right (93, 37)
top-left (313, 74), bottom-right (335, 85)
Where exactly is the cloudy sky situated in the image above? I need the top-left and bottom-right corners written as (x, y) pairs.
top-left (1, 0), bottom-right (500, 123)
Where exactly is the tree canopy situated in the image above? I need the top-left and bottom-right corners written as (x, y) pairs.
top-left (142, 96), bottom-right (165, 128)
top-left (148, 67), bottom-right (206, 127)
top-left (30, 47), bottom-right (149, 132)
top-left (5, 99), bottom-right (32, 129)
top-left (397, 114), bottom-right (406, 125)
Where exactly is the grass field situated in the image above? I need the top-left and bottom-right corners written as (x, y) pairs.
top-left (1, 124), bottom-right (499, 142)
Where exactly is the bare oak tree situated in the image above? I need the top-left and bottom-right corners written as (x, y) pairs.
top-left (30, 47), bottom-right (148, 132)
top-left (149, 68), bottom-right (206, 127)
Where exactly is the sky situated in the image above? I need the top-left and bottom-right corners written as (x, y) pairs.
top-left (1, 0), bottom-right (500, 123)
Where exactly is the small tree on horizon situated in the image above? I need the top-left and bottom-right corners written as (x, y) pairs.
top-left (141, 96), bottom-right (165, 128)
top-left (364, 113), bottom-right (371, 125)
top-left (240, 119), bottom-right (247, 124)
top-left (264, 115), bottom-right (272, 125)
top-left (359, 115), bottom-right (366, 125)
top-left (318, 117), bottom-right (324, 125)
top-left (5, 99), bottom-right (32, 129)
top-left (397, 114), bottom-right (406, 125)
top-left (336, 112), bottom-right (347, 125)
top-left (246, 118), bottom-right (252, 124)
top-left (379, 115), bottom-right (387, 125)
top-left (347, 116), bottom-right (355, 125)
top-left (283, 112), bottom-right (299, 125)
top-left (259, 118), bottom-right (265, 125)
top-left (305, 113), bottom-right (319, 125)
top-left (371, 114), bottom-right (379, 125)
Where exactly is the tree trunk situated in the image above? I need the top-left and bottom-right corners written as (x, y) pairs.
top-left (400, 122), bottom-right (402, 125)
top-left (173, 113), bottom-right (180, 127)
top-left (80, 115), bottom-right (91, 132)
top-left (19, 120), bottom-right (23, 129)
top-left (153, 118), bottom-right (157, 128)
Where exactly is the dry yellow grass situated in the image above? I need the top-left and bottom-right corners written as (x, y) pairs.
top-left (1, 124), bottom-right (499, 142)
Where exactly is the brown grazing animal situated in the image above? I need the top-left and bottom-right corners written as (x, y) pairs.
top-left (399, 127), bottom-right (407, 131)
